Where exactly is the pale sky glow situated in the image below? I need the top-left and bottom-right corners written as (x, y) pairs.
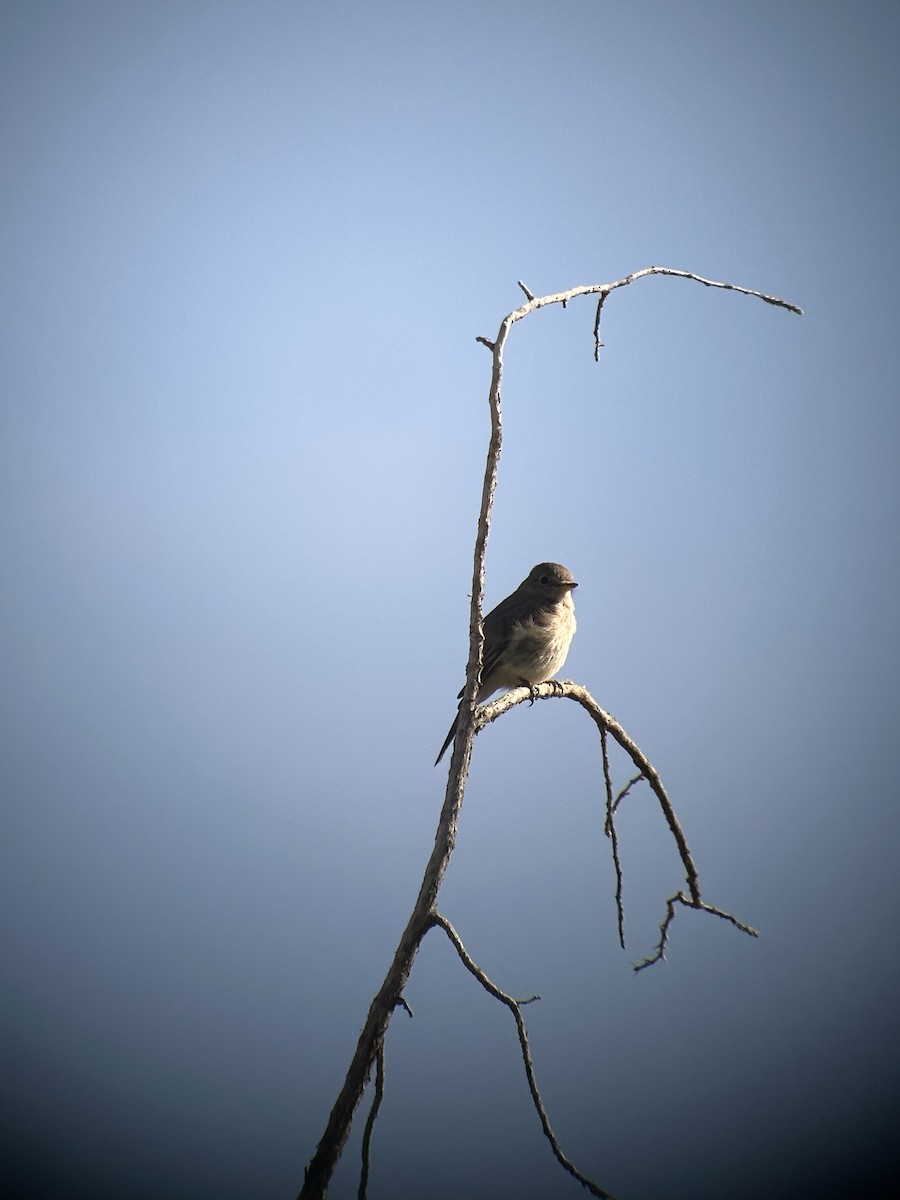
top-left (2, 3), bottom-right (898, 1199)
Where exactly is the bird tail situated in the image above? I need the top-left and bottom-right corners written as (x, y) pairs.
top-left (434, 712), bottom-right (458, 766)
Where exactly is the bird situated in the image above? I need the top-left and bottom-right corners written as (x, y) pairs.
top-left (435, 562), bottom-right (578, 765)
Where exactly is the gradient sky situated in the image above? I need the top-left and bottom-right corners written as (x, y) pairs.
top-left (2, 3), bottom-right (898, 1199)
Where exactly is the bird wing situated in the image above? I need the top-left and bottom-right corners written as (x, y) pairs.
top-left (480, 600), bottom-right (516, 683)
top-left (453, 590), bottom-right (519, 699)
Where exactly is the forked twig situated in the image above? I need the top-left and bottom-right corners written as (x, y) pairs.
top-left (476, 681), bottom-right (757, 966)
top-left (431, 912), bottom-right (617, 1200)
top-left (633, 891), bottom-right (759, 972)
top-left (499, 266), bottom-right (801, 362)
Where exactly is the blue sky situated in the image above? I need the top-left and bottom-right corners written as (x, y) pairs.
top-left (2, 3), bottom-right (898, 1198)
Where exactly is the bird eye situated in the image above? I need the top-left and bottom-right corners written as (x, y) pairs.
top-left (540, 574), bottom-right (549, 584)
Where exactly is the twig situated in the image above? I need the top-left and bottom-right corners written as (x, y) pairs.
top-left (432, 912), bottom-right (618, 1200)
top-left (592, 291), bottom-right (609, 360)
top-left (600, 728), bottom-right (626, 949)
top-left (357, 1042), bottom-right (385, 1200)
top-left (612, 773), bottom-right (645, 815)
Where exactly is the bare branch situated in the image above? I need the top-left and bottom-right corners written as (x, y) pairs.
top-left (633, 892), bottom-right (759, 973)
top-left (475, 681), bottom-right (758, 968)
top-left (517, 279), bottom-right (535, 301)
top-left (432, 912), bottom-right (618, 1200)
top-left (501, 267), bottom-right (802, 333)
top-left (477, 681), bottom-right (702, 905)
top-left (592, 291), bottom-right (609, 360)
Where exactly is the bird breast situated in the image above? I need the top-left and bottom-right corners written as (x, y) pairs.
top-left (506, 594), bottom-right (576, 684)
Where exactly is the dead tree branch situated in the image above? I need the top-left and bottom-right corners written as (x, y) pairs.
top-left (477, 682), bottom-right (702, 903)
top-left (298, 271), bottom-right (797, 1199)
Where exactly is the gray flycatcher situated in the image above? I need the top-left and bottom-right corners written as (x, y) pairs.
top-left (435, 562), bottom-right (578, 765)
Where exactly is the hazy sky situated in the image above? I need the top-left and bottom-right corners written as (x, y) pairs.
top-left (2, 3), bottom-right (898, 1199)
